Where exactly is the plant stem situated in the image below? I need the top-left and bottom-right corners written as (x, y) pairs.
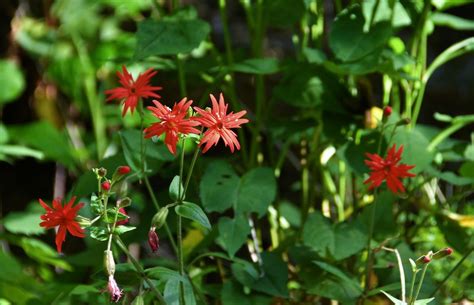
top-left (364, 190), bottom-right (378, 292)
top-left (115, 236), bottom-right (167, 305)
top-left (183, 144), bottom-right (200, 196)
top-left (176, 55), bottom-right (187, 97)
top-left (382, 247), bottom-right (406, 303)
top-left (143, 176), bottom-right (178, 254)
top-left (430, 248), bottom-right (473, 297)
top-left (408, 270), bottom-right (419, 304)
top-left (177, 139), bottom-right (186, 305)
top-left (138, 101), bottom-right (147, 181)
top-left (413, 263), bottom-right (429, 303)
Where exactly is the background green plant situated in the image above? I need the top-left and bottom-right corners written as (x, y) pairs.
top-left (1, 0), bottom-right (474, 304)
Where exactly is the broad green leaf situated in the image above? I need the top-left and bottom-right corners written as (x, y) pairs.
top-left (200, 160), bottom-right (239, 213)
top-left (7, 121), bottom-right (77, 168)
top-left (231, 261), bottom-right (259, 287)
top-left (358, 191), bottom-right (397, 240)
top-left (263, 0), bottom-right (305, 28)
top-left (146, 267), bottom-right (185, 282)
top-left (460, 161), bottom-right (474, 178)
top-left (169, 175), bottom-right (184, 201)
top-left (175, 201), bottom-right (211, 229)
top-left (432, 12), bottom-right (474, 31)
top-left (164, 278), bottom-right (196, 305)
top-left (231, 58), bottom-right (279, 74)
top-left (390, 128), bottom-right (434, 173)
top-left (361, 0), bottom-right (411, 28)
top-left (221, 281), bottom-right (252, 305)
top-left (3, 209), bottom-right (45, 235)
top-left (217, 215), bottom-right (251, 258)
top-left (303, 47), bottom-right (327, 64)
top-left (236, 167), bottom-right (276, 217)
top-left (135, 18), bottom-right (210, 59)
top-left (20, 238), bottom-right (72, 270)
top-left (89, 226), bottom-right (108, 241)
top-left (251, 252), bottom-right (289, 297)
top-left (426, 167), bottom-right (474, 186)
top-left (0, 145), bottom-right (45, 161)
top-left (329, 4), bottom-right (392, 62)
top-left (0, 60), bottom-right (25, 105)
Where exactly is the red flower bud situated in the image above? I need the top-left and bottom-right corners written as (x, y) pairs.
top-left (383, 106), bottom-right (392, 117)
top-left (148, 228), bottom-right (159, 253)
top-left (433, 247), bottom-right (453, 260)
top-left (118, 166), bottom-right (131, 175)
top-left (101, 181), bottom-right (111, 191)
top-left (415, 255), bottom-right (431, 265)
top-left (116, 208), bottom-right (129, 226)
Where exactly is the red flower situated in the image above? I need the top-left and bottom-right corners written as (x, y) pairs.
top-left (116, 208), bottom-right (129, 226)
top-left (364, 144), bottom-right (415, 194)
top-left (144, 98), bottom-right (200, 155)
top-left (383, 106), bottom-right (392, 117)
top-left (101, 181), bottom-right (111, 191)
top-left (193, 93), bottom-right (249, 153)
top-left (39, 197), bottom-right (85, 253)
top-left (148, 228), bottom-right (159, 253)
top-left (105, 66), bottom-right (162, 116)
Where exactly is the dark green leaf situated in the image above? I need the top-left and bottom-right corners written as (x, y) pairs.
top-left (221, 281), bottom-right (252, 305)
top-left (200, 160), bottom-right (239, 213)
top-left (217, 215), bottom-right (251, 258)
top-left (135, 18), bottom-right (210, 59)
top-left (236, 167), bottom-right (276, 217)
top-left (231, 261), bottom-right (259, 287)
top-left (175, 201), bottom-right (211, 229)
top-left (89, 226), bottom-right (108, 241)
top-left (20, 237), bottom-right (72, 270)
top-left (146, 267), bottom-right (185, 282)
top-left (390, 128), bottom-right (434, 173)
top-left (113, 226), bottom-right (136, 235)
top-left (329, 4), bottom-right (392, 62)
top-left (164, 278), bottom-right (196, 305)
top-left (263, 0), bottom-right (305, 28)
top-left (252, 252), bottom-right (289, 297)
top-left (3, 210), bottom-right (45, 235)
top-left (303, 47), bottom-right (327, 64)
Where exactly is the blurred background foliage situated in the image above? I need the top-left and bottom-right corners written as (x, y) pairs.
top-left (0, 0), bottom-right (473, 304)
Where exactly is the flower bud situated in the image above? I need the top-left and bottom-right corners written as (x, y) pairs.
top-left (415, 255), bottom-right (431, 265)
top-left (104, 250), bottom-right (115, 276)
top-left (107, 275), bottom-right (123, 303)
top-left (132, 295), bottom-right (145, 305)
top-left (148, 228), bottom-right (159, 253)
top-left (98, 167), bottom-right (107, 177)
top-left (151, 207), bottom-right (169, 229)
top-left (117, 166), bottom-right (131, 175)
top-left (117, 197), bottom-right (132, 208)
top-left (383, 106), bottom-right (392, 117)
top-left (432, 247), bottom-right (453, 260)
top-left (116, 208), bottom-right (129, 226)
top-left (102, 181), bottom-right (111, 191)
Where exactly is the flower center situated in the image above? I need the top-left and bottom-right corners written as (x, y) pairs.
top-left (216, 121), bottom-right (224, 129)
top-left (130, 87), bottom-right (137, 94)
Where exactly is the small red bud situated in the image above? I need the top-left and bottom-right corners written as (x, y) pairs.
top-left (445, 247), bottom-right (453, 255)
top-left (148, 228), bottom-right (159, 253)
top-left (433, 247), bottom-right (453, 260)
top-left (383, 106), bottom-right (392, 117)
top-left (416, 255), bottom-right (431, 265)
top-left (116, 208), bottom-right (129, 226)
top-left (102, 181), bottom-right (111, 191)
top-left (118, 166), bottom-right (131, 175)
top-left (423, 255), bottom-right (431, 263)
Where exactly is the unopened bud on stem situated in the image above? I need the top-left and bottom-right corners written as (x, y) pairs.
top-left (104, 250), bottom-right (115, 276)
top-left (151, 207), bottom-right (169, 229)
top-left (432, 247), bottom-right (453, 260)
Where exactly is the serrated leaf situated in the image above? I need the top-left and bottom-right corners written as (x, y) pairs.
top-left (175, 202), bottom-right (211, 229)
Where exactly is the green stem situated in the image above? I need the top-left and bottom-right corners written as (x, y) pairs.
top-left (176, 55), bottom-right (187, 97)
top-left (177, 138), bottom-right (186, 305)
top-left (408, 270), bottom-right (419, 304)
top-left (430, 248), bottom-right (473, 297)
top-left (183, 144), bottom-right (200, 196)
top-left (115, 236), bottom-right (167, 305)
top-left (143, 176), bottom-right (178, 254)
top-left (138, 102), bottom-right (147, 180)
top-left (413, 263), bottom-right (429, 303)
top-left (427, 123), bottom-right (465, 152)
top-left (364, 190), bottom-right (378, 292)
top-left (368, 0), bottom-right (381, 29)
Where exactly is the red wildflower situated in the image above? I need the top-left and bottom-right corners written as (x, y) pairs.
top-left (148, 228), bottom-right (159, 253)
top-left (39, 197), bottom-right (85, 253)
top-left (193, 93), bottom-right (249, 153)
top-left (105, 66), bottom-right (162, 116)
top-left (116, 208), bottom-right (129, 226)
top-left (383, 106), bottom-right (392, 117)
top-left (144, 98), bottom-right (200, 155)
top-left (364, 144), bottom-right (415, 194)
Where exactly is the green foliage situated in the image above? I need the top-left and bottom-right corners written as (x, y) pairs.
top-left (175, 202), bottom-right (211, 230)
top-left (0, 60), bottom-right (25, 105)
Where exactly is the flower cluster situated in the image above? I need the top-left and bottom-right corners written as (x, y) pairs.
top-left (106, 66), bottom-right (249, 155)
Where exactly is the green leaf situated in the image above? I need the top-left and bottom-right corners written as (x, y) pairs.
top-left (135, 18), bottom-right (210, 59)
top-left (0, 60), bottom-right (25, 105)
top-left (200, 160), bottom-right (239, 213)
top-left (3, 209), bottom-right (45, 235)
top-left (358, 191), bottom-right (398, 240)
top-left (0, 144), bottom-right (45, 161)
top-left (20, 237), bottom-right (72, 270)
top-left (252, 252), bottom-right (289, 297)
top-left (7, 121), bottom-right (77, 168)
top-left (217, 215), bottom-right (251, 258)
top-left (381, 291), bottom-right (406, 305)
top-left (236, 167), bottom-right (276, 217)
top-left (175, 202), bottom-right (211, 230)
top-left (169, 175), bottom-right (184, 201)
top-left (432, 0), bottom-right (474, 10)
top-left (89, 226), bottom-right (108, 241)
top-left (329, 4), bottom-right (392, 62)
top-left (432, 12), bottom-right (474, 31)
top-left (231, 261), bottom-right (259, 287)
top-left (164, 278), bottom-right (196, 305)
top-left (414, 298), bottom-right (435, 305)
top-left (221, 281), bottom-right (252, 305)
top-left (303, 47), bottom-right (327, 64)
top-left (146, 267), bottom-right (185, 282)
top-left (231, 58), bottom-right (279, 74)
top-left (390, 128), bottom-right (434, 173)
top-left (361, 0), bottom-right (411, 28)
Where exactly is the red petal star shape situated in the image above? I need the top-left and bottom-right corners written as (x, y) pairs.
top-left (105, 66), bottom-right (162, 116)
top-left (144, 98), bottom-right (201, 155)
top-left (39, 197), bottom-right (85, 253)
top-left (193, 93), bottom-right (249, 153)
top-left (364, 144), bottom-right (416, 194)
